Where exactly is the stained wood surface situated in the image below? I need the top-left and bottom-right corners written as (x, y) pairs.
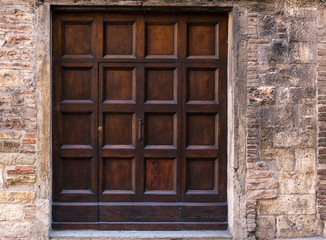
top-left (52, 11), bottom-right (228, 230)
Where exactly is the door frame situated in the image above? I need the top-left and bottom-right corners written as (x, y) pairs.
top-left (35, 3), bottom-right (247, 238)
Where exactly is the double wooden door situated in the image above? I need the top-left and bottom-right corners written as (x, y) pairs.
top-left (52, 11), bottom-right (228, 230)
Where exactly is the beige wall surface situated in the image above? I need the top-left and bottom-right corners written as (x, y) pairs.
top-left (0, 0), bottom-right (324, 239)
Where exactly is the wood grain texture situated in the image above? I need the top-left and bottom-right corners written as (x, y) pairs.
top-left (104, 23), bottom-right (134, 56)
top-left (52, 11), bottom-right (228, 230)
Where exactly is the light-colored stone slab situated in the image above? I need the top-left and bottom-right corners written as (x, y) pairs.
top-left (276, 215), bottom-right (321, 239)
top-left (257, 195), bottom-right (316, 215)
top-left (50, 231), bottom-right (232, 239)
top-left (279, 172), bottom-right (315, 194)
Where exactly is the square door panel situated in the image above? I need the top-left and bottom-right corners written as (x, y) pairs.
top-left (146, 158), bottom-right (175, 191)
top-left (103, 113), bottom-right (134, 146)
top-left (63, 158), bottom-right (91, 190)
top-left (187, 158), bottom-right (217, 191)
top-left (103, 68), bottom-right (135, 101)
top-left (145, 68), bottom-right (176, 102)
top-left (103, 158), bottom-right (134, 191)
top-left (62, 67), bottom-right (92, 101)
top-left (188, 24), bottom-right (218, 57)
top-left (145, 113), bottom-right (176, 146)
top-left (104, 23), bottom-right (135, 56)
top-left (62, 114), bottom-right (92, 145)
top-left (146, 23), bottom-right (176, 56)
top-left (187, 114), bottom-right (218, 146)
top-left (187, 68), bottom-right (218, 102)
top-left (64, 23), bottom-right (92, 55)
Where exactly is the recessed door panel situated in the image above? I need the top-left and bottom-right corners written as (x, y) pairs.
top-left (104, 23), bottom-right (135, 56)
top-left (145, 113), bottom-right (176, 147)
top-left (52, 62), bottom-right (98, 203)
top-left (102, 157), bottom-right (135, 192)
top-left (103, 113), bottom-right (135, 146)
top-left (145, 68), bottom-right (177, 102)
top-left (53, 12), bottom-right (228, 230)
top-left (103, 67), bottom-right (135, 102)
top-left (145, 158), bottom-right (176, 192)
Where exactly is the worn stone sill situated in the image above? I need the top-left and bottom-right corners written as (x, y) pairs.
top-left (275, 238), bottom-right (326, 240)
top-left (50, 230), bottom-right (232, 239)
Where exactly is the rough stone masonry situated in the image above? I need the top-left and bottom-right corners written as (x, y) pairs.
top-left (0, 0), bottom-right (325, 239)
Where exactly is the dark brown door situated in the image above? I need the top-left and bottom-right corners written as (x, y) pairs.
top-left (52, 11), bottom-right (228, 230)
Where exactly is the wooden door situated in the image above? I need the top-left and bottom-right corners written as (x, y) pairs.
top-left (52, 11), bottom-right (228, 230)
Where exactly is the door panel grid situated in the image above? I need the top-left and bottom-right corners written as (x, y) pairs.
top-left (52, 11), bottom-right (228, 230)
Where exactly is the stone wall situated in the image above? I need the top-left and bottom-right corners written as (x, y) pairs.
top-left (0, 0), bottom-right (324, 239)
top-left (245, 1), bottom-right (320, 239)
top-left (317, 2), bottom-right (326, 231)
top-left (0, 2), bottom-right (40, 239)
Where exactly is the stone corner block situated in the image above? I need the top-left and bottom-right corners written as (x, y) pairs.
top-left (256, 215), bottom-right (275, 240)
top-left (276, 215), bottom-right (322, 238)
top-left (257, 195), bottom-right (316, 215)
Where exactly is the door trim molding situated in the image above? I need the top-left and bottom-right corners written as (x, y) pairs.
top-left (35, 2), bottom-right (247, 238)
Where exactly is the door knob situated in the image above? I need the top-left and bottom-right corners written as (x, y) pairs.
top-left (98, 126), bottom-right (103, 131)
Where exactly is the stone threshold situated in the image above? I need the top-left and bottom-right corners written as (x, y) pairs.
top-left (50, 230), bottom-right (232, 240)
top-left (275, 238), bottom-right (326, 240)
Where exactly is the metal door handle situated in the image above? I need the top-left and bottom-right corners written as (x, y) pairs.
top-left (137, 118), bottom-right (142, 142)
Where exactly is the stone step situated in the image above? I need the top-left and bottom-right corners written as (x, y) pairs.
top-left (275, 238), bottom-right (325, 240)
top-left (50, 230), bottom-right (232, 240)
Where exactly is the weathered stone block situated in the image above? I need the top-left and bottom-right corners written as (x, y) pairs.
top-left (0, 166), bottom-right (3, 188)
top-left (248, 87), bottom-right (275, 105)
top-left (247, 189), bottom-right (277, 200)
top-left (299, 103), bottom-right (315, 118)
top-left (290, 87), bottom-right (315, 104)
top-left (258, 67), bottom-right (285, 86)
top-left (260, 104), bottom-right (298, 128)
top-left (285, 1), bottom-right (316, 16)
top-left (0, 131), bottom-right (20, 140)
top-left (0, 70), bottom-right (19, 86)
top-left (24, 204), bottom-right (35, 221)
top-left (247, 161), bottom-right (268, 171)
top-left (258, 41), bottom-right (288, 64)
top-left (259, 148), bottom-right (294, 171)
top-left (319, 120), bottom-right (326, 131)
top-left (260, 106), bottom-right (279, 128)
top-left (277, 88), bottom-right (290, 104)
top-left (258, 15), bottom-right (276, 38)
top-left (0, 34), bottom-right (4, 46)
top-left (247, 177), bottom-right (278, 191)
top-left (289, 42), bottom-right (317, 64)
top-left (5, 174), bottom-right (36, 185)
top-left (273, 127), bottom-right (316, 148)
top-left (0, 141), bottom-right (20, 152)
top-left (247, 170), bottom-right (273, 179)
top-left (256, 216), bottom-right (275, 240)
top-left (257, 195), bottom-right (316, 215)
top-left (0, 205), bottom-right (24, 221)
top-left (246, 236), bottom-right (256, 240)
top-left (295, 148), bottom-right (315, 172)
top-left (5, 33), bottom-right (33, 46)
top-left (283, 64), bottom-right (316, 87)
top-left (0, 191), bottom-right (35, 204)
top-left (0, 222), bottom-right (31, 238)
top-left (0, 92), bottom-right (12, 106)
top-left (279, 172), bottom-right (315, 194)
top-left (289, 18), bottom-right (316, 42)
top-left (276, 215), bottom-right (321, 238)
top-left (0, 153), bottom-right (35, 165)
top-left (22, 139), bottom-right (36, 144)
top-left (259, 128), bottom-right (274, 150)
top-left (5, 166), bottom-right (36, 185)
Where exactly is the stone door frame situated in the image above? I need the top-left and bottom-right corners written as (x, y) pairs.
top-left (35, 2), bottom-right (247, 238)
